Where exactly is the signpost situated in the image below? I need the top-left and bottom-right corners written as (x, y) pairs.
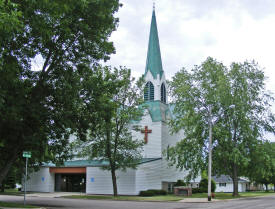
top-left (23, 151), bottom-right (31, 206)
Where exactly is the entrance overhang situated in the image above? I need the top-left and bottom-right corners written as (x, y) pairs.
top-left (49, 167), bottom-right (86, 174)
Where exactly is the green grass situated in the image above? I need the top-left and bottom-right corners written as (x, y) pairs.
top-left (0, 189), bottom-right (34, 196)
top-left (0, 189), bottom-right (23, 196)
top-left (0, 201), bottom-right (39, 208)
top-left (63, 194), bottom-right (183, 201)
top-left (187, 191), bottom-right (275, 200)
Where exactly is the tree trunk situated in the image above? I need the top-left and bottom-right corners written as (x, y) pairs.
top-left (1, 183), bottom-right (4, 192)
top-left (265, 184), bottom-right (268, 192)
top-left (0, 149), bottom-right (19, 186)
top-left (105, 116), bottom-right (118, 197)
top-left (232, 164), bottom-right (239, 196)
top-left (111, 166), bottom-right (118, 196)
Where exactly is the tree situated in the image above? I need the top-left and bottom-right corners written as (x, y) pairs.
top-left (73, 65), bottom-right (145, 196)
top-left (0, 0), bottom-right (120, 186)
top-left (166, 57), bottom-right (275, 196)
top-left (199, 178), bottom-right (216, 193)
top-left (247, 141), bottom-right (275, 192)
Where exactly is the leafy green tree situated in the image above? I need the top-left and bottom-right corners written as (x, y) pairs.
top-left (199, 178), bottom-right (216, 193)
top-left (166, 57), bottom-right (275, 196)
top-left (247, 141), bottom-right (275, 192)
top-left (174, 180), bottom-right (187, 186)
top-left (0, 0), bottom-right (120, 186)
top-left (73, 65), bottom-right (145, 196)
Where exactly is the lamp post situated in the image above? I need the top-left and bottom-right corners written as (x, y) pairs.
top-left (208, 105), bottom-right (212, 201)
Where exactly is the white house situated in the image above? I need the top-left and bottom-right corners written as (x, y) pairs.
top-left (24, 8), bottom-right (200, 195)
top-left (213, 175), bottom-right (249, 193)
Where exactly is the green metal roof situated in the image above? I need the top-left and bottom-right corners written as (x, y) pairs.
top-left (43, 158), bottom-right (161, 168)
top-left (145, 9), bottom-right (164, 79)
top-left (142, 101), bottom-right (172, 122)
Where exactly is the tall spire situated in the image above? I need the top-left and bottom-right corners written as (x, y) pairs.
top-left (145, 7), bottom-right (164, 79)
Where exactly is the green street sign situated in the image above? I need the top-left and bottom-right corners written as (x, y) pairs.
top-left (23, 151), bottom-right (31, 158)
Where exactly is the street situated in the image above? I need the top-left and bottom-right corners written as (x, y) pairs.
top-left (1, 194), bottom-right (275, 209)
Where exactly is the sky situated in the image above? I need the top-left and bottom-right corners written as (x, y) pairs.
top-left (106, 0), bottom-right (275, 141)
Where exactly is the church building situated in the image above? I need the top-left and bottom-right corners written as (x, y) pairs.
top-left (25, 8), bottom-right (199, 195)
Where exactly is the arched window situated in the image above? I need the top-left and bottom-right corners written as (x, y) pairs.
top-left (161, 83), bottom-right (166, 103)
top-left (144, 81), bottom-right (154, 101)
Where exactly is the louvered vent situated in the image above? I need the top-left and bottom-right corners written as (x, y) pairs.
top-left (144, 82), bottom-right (154, 101)
top-left (161, 83), bottom-right (166, 103)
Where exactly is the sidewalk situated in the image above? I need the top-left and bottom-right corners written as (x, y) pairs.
top-left (179, 198), bottom-right (221, 203)
top-left (26, 192), bottom-right (84, 198)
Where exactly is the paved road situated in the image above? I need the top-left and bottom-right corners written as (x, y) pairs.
top-left (1, 194), bottom-right (275, 209)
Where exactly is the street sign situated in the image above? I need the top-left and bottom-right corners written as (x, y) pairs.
top-left (23, 151), bottom-right (31, 158)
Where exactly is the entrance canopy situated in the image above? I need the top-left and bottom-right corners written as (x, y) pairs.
top-left (50, 167), bottom-right (86, 174)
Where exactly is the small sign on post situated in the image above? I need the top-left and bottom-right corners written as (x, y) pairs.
top-left (23, 151), bottom-right (31, 158)
top-left (23, 151), bottom-right (31, 205)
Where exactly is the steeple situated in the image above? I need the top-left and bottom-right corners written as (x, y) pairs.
top-left (145, 7), bottom-right (164, 79)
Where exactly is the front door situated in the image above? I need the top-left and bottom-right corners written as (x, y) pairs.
top-left (55, 174), bottom-right (86, 192)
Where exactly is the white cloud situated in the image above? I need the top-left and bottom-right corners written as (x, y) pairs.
top-left (106, 0), bottom-right (275, 141)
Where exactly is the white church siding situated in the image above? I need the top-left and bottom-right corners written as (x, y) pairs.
top-left (86, 167), bottom-right (136, 195)
top-left (135, 111), bottom-right (162, 158)
top-left (143, 121), bottom-right (162, 158)
top-left (135, 159), bottom-right (162, 194)
top-left (161, 123), bottom-right (185, 181)
top-left (24, 167), bottom-right (54, 192)
top-left (161, 124), bottom-right (201, 184)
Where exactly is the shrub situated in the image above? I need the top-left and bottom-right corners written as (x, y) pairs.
top-left (199, 178), bottom-right (216, 192)
top-left (139, 190), bottom-right (154, 196)
top-left (192, 188), bottom-right (202, 193)
top-left (139, 189), bottom-right (167, 196)
top-left (174, 180), bottom-right (187, 186)
top-left (147, 189), bottom-right (167, 195)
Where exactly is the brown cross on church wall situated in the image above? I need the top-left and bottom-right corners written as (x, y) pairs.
top-left (141, 126), bottom-right (152, 144)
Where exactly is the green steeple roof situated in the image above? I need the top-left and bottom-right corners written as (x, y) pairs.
top-left (145, 9), bottom-right (164, 79)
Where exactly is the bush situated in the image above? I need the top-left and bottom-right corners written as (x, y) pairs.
top-left (139, 190), bottom-right (154, 196)
top-left (199, 178), bottom-right (216, 192)
top-left (139, 189), bottom-right (167, 196)
top-left (148, 189), bottom-right (167, 195)
top-left (174, 180), bottom-right (187, 186)
top-left (192, 188), bottom-right (203, 193)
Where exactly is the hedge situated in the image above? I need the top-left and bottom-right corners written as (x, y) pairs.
top-left (139, 189), bottom-right (167, 196)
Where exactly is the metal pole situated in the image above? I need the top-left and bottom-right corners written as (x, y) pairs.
top-left (24, 157), bottom-right (28, 205)
top-left (208, 105), bottom-right (212, 201)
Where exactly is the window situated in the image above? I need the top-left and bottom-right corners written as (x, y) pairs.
top-left (161, 83), bottom-right (166, 103)
top-left (144, 82), bottom-right (154, 101)
top-left (219, 183), bottom-right (226, 187)
top-left (168, 183), bottom-right (174, 193)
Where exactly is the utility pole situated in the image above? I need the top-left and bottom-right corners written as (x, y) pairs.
top-left (24, 157), bottom-right (28, 205)
top-left (208, 105), bottom-right (212, 201)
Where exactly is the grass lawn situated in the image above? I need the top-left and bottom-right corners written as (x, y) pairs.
top-left (0, 201), bottom-right (39, 208)
top-left (0, 189), bottom-right (24, 196)
top-left (63, 191), bottom-right (275, 201)
top-left (63, 194), bottom-right (183, 202)
top-left (187, 191), bottom-right (275, 200)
